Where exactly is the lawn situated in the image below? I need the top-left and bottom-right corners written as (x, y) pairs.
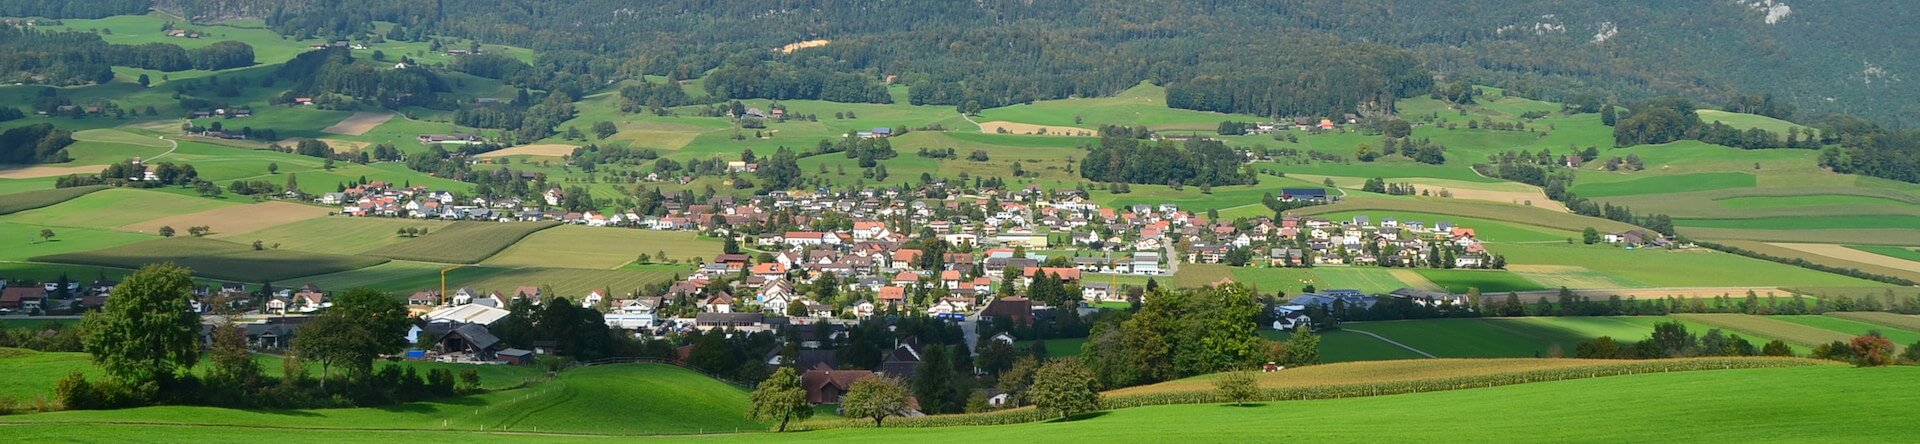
top-left (974, 82), bottom-right (1270, 131)
top-left (1015, 337), bottom-right (1088, 359)
top-left (482, 226), bottom-right (722, 269)
top-left (1, 363), bottom-right (761, 436)
top-left (0, 348), bottom-right (101, 402)
top-left (363, 221), bottom-right (560, 264)
top-left (31, 237), bottom-right (387, 281)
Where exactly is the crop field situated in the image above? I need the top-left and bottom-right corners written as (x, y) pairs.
top-left (1291, 195), bottom-right (1640, 234)
top-left (1772, 315), bottom-right (1920, 347)
top-left (1671, 314), bottom-right (1855, 347)
top-left (1108, 358), bottom-right (1701, 397)
top-left (456, 265), bottom-right (689, 297)
top-left (1493, 242), bottom-right (1888, 288)
top-left (363, 221), bottom-right (560, 264)
top-left (1717, 194), bottom-right (1914, 209)
top-left (1411, 269), bottom-right (1545, 293)
top-left (1674, 215), bottom-right (1920, 230)
top-left (473, 143), bottom-right (578, 158)
top-left (118, 201), bottom-right (333, 236)
top-left (1754, 243), bottom-right (1920, 277)
top-left (1680, 227), bottom-right (1920, 247)
top-left (1826, 312), bottom-right (1920, 332)
top-left (1849, 245), bottom-right (1920, 262)
top-left (1572, 172), bottom-right (1756, 198)
top-left (0, 363), bottom-right (761, 436)
top-left (216, 217), bottom-right (454, 255)
top-left (1257, 329), bottom-right (1426, 362)
top-left (31, 237), bottom-right (387, 282)
top-left (483, 226), bottom-right (722, 269)
top-left (1696, 110), bottom-right (1808, 135)
top-left (1344, 316), bottom-right (1772, 358)
top-left (0, 186), bottom-right (109, 215)
top-left (0, 188), bottom-right (232, 230)
top-left (320, 112), bottom-right (395, 136)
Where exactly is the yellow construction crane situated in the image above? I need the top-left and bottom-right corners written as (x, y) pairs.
top-left (439, 265), bottom-right (462, 305)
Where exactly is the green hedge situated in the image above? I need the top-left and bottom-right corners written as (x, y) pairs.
top-left (791, 357), bottom-right (1828, 430)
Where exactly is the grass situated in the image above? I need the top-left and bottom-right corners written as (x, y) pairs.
top-left (214, 217), bottom-right (454, 255)
top-left (1826, 312), bottom-right (1920, 333)
top-left (1344, 316), bottom-right (1771, 358)
top-left (1107, 358), bottom-right (1706, 397)
top-left (1772, 315), bottom-right (1920, 348)
top-left (1494, 242), bottom-right (1888, 288)
top-left (974, 82), bottom-right (1270, 131)
top-left (8, 365), bottom-right (1910, 442)
top-left (0, 348), bottom-right (101, 403)
top-left (31, 237), bottom-right (387, 281)
top-left (1572, 172), bottom-right (1757, 198)
top-left (0, 221), bottom-right (156, 262)
top-left (1716, 194), bottom-right (1913, 209)
top-left (482, 226), bottom-right (722, 269)
top-left (1257, 329), bottom-right (1426, 362)
top-left (1674, 215), bottom-right (1920, 230)
top-left (1412, 269), bottom-right (1545, 293)
top-left (0, 188), bottom-right (232, 230)
top-left (295, 261), bottom-right (689, 297)
top-left (1, 363), bottom-right (761, 435)
top-left (1671, 314), bottom-right (1855, 347)
top-left (0, 186), bottom-right (110, 215)
top-left (1016, 337), bottom-right (1088, 359)
top-left (362, 221), bottom-right (560, 264)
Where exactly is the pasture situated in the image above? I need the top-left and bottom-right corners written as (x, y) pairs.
top-left (217, 217), bottom-right (454, 255)
top-left (31, 237), bottom-right (387, 281)
top-left (0, 222), bottom-right (155, 262)
top-left (0, 363), bottom-right (761, 436)
top-left (363, 221), bottom-right (560, 264)
top-left (483, 226), bottom-right (723, 269)
top-left (0, 188), bottom-right (232, 230)
top-left (117, 201), bottom-right (333, 236)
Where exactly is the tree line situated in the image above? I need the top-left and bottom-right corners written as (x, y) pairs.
top-left (1080, 126), bottom-right (1255, 187)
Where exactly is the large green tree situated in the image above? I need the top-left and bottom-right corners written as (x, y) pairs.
top-left (81, 263), bottom-right (201, 387)
top-left (1028, 358), bottom-right (1100, 420)
top-left (294, 287), bottom-right (410, 384)
top-left (747, 366), bottom-right (813, 432)
top-left (841, 376), bottom-right (911, 427)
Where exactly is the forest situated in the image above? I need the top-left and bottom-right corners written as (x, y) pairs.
top-left (1080, 126), bottom-right (1254, 187)
top-left (0, 27), bottom-right (253, 86)
top-left (0, 123), bottom-right (77, 164)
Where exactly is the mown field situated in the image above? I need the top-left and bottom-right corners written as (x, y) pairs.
top-left (482, 225), bottom-right (722, 269)
top-left (8, 364), bottom-right (1909, 442)
top-left (31, 237), bottom-right (387, 281)
top-left (217, 217), bottom-right (454, 255)
top-left (363, 221), bottom-right (560, 264)
top-left (1, 364), bottom-right (761, 436)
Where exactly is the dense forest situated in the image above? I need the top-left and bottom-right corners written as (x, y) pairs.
top-left (0, 27), bottom-right (254, 86)
top-left (1080, 126), bottom-right (1254, 187)
top-left (0, 123), bottom-right (77, 164)
top-left (273, 47), bottom-right (446, 107)
top-left (73, 0), bottom-right (1908, 126)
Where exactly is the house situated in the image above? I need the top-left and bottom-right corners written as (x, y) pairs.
top-left (1270, 310), bottom-right (1310, 331)
top-left (435, 323), bottom-right (503, 361)
top-left (979, 297), bottom-right (1033, 326)
top-left (424, 304), bottom-right (511, 325)
top-left (1281, 188), bottom-right (1330, 202)
top-left (802, 369), bottom-right (875, 404)
top-left (0, 287), bottom-right (48, 311)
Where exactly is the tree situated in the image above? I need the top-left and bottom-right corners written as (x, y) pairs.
top-left (1581, 227), bottom-right (1601, 244)
top-left (1213, 371), bottom-right (1260, 406)
top-left (137, 73), bottom-right (150, 87)
top-left (997, 355), bottom-right (1041, 405)
top-left (267, 162), bottom-right (279, 174)
top-left (294, 288), bottom-right (410, 386)
top-left (748, 367), bottom-right (813, 432)
top-left (911, 345), bottom-right (962, 413)
top-left (206, 320), bottom-right (261, 387)
top-left (592, 121), bottom-right (618, 139)
top-left (158, 226), bottom-right (175, 237)
top-left (81, 263), bottom-right (201, 388)
top-left (841, 376), bottom-right (911, 427)
top-left (1850, 333), bottom-right (1895, 367)
top-left (1028, 358), bottom-right (1100, 420)
top-left (38, 228), bottom-right (55, 243)
top-left (1280, 326), bottom-right (1319, 366)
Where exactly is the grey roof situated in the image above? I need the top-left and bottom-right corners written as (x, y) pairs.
top-left (452, 323), bottom-right (500, 350)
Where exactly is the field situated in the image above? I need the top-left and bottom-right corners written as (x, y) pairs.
top-left (0, 186), bottom-right (110, 215)
top-left (1342, 316), bottom-right (1773, 358)
top-left (474, 144), bottom-right (578, 158)
top-left (1827, 312), bottom-right (1920, 332)
top-left (117, 201), bottom-right (334, 236)
top-left (1, 364), bottom-right (761, 436)
top-left (0, 348), bottom-right (542, 401)
top-left (320, 112), bottom-right (394, 136)
top-left (1772, 315), bottom-right (1920, 347)
top-left (31, 237), bottom-right (387, 281)
top-left (0, 222), bottom-right (156, 262)
top-left (9, 364), bottom-right (1909, 442)
top-left (363, 221), bottom-right (561, 264)
top-left (1670, 314), bottom-right (1856, 347)
top-left (1849, 245), bottom-right (1920, 262)
top-left (0, 188), bottom-right (233, 230)
top-left (1765, 243), bottom-right (1920, 274)
top-left (482, 225), bottom-right (722, 269)
top-left (215, 217), bottom-right (454, 255)
top-left (295, 261), bottom-right (689, 297)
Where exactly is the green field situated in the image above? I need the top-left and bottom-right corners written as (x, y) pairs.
top-left (217, 217), bottom-right (454, 255)
top-left (1257, 329), bottom-right (1426, 362)
top-left (1344, 316), bottom-right (1776, 358)
top-left (7, 365), bottom-right (1911, 442)
top-left (1671, 314), bottom-right (1855, 348)
top-left (0, 188), bottom-right (232, 230)
top-left (1572, 172), bottom-right (1757, 198)
top-left (0, 186), bottom-right (110, 215)
top-left (295, 261), bottom-right (689, 297)
top-left (1716, 194), bottom-right (1914, 209)
top-left (1772, 315), bottom-right (1920, 348)
top-left (31, 237), bottom-right (387, 281)
top-left (0, 221), bottom-right (156, 262)
top-left (1, 363), bottom-right (760, 435)
top-left (1673, 215), bottom-right (1920, 230)
top-left (1412, 269), bottom-right (1545, 293)
top-left (0, 347), bottom-right (543, 401)
top-left (483, 225), bottom-right (722, 269)
top-left (363, 221), bottom-right (560, 264)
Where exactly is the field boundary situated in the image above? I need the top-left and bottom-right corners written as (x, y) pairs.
top-left (1342, 329), bottom-right (1437, 358)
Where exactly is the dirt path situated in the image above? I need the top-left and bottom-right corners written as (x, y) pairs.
top-left (1343, 329), bottom-right (1437, 358)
